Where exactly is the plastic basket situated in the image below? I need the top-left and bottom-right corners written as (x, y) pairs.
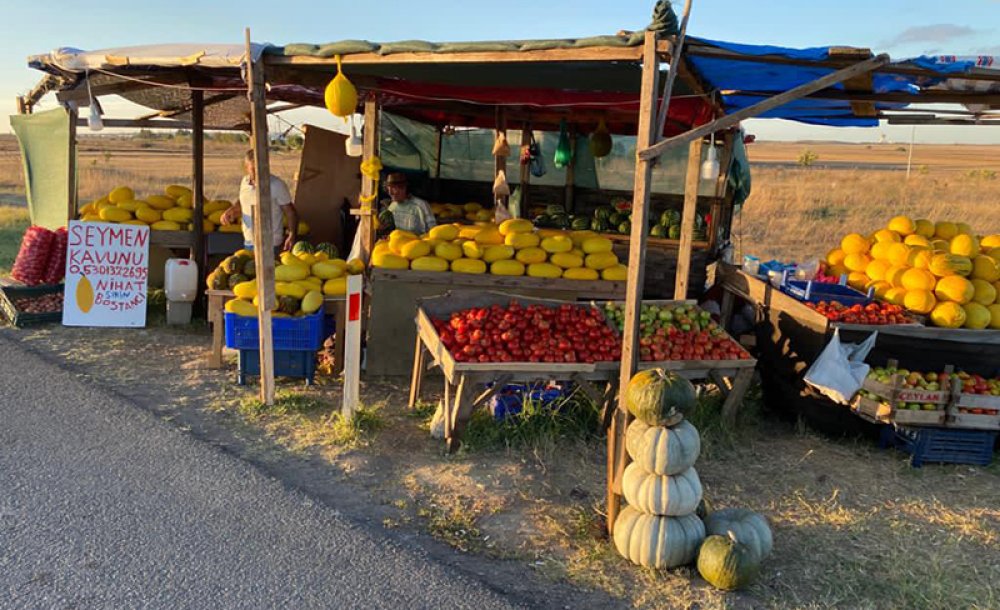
top-left (880, 424), bottom-right (996, 468)
top-left (238, 349), bottom-right (316, 385)
top-left (224, 311), bottom-right (324, 351)
top-left (782, 279), bottom-right (872, 306)
top-left (489, 383), bottom-right (571, 420)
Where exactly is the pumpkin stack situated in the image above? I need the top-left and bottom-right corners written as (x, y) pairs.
top-left (613, 369), bottom-right (706, 569)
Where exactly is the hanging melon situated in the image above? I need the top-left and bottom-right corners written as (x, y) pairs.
top-left (324, 55), bottom-right (358, 118)
top-left (589, 119), bottom-right (613, 158)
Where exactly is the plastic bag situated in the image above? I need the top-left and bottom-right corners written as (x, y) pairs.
top-left (492, 170), bottom-right (510, 197)
top-left (528, 136), bottom-right (546, 177)
top-left (804, 328), bottom-right (878, 405)
top-left (494, 200), bottom-right (513, 223)
top-left (11, 226), bottom-right (56, 285)
top-left (491, 133), bottom-right (510, 158)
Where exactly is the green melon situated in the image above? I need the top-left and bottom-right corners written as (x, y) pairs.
top-left (624, 369), bottom-right (697, 427)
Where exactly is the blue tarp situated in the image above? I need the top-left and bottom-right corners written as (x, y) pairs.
top-left (685, 37), bottom-right (990, 127)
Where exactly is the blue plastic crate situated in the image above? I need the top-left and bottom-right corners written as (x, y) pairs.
top-left (237, 349), bottom-right (316, 385)
top-left (782, 279), bottom-right (872, 306)
top-left (489, 384), bottom-right (570, 421)
top-left (224, 311), bottom-right (324, 351)
top-left (880, 424), bottom-right (996, 468)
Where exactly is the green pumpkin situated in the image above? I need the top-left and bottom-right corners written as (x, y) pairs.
top-left (622, 463), bottom-right (702, 516)
top-left (613, 506), bottom-right (705, 569)
top-left (703, 508), bottom-right (773, 563)
top-left (697, 532), bottom-right (761, 591)
top-left (291, 241), bottom-right (314, 255)
top-left (625, 369), bottom-right (697, 427)
top-left (625, 419), bottom-right (701, 475)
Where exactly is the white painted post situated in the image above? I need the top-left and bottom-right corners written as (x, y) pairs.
top-left (342, 274), bottom-right (364, 418)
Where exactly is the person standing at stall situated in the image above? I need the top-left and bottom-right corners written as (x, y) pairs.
top-left (383, 172), bottom-right (436, 235)
top-left (220, 150), bottom-right (298, 253)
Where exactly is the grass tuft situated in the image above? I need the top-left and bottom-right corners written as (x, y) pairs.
top-left (0, 206), bottom-right (30, 276)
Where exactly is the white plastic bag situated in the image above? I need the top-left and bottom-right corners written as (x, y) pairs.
top-left (803, 328), bottom-right (878, 405)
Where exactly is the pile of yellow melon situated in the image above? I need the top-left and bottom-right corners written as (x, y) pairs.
top-left (429, 202), bottom-right (491, 223)
top-left (223, 249), bottom-right (365, 318)
top-left (825, 216), bottom-right (1000, 329)
top-left (78, 185), bottom-right (239, 233)
top-left (370, 219), bottom-right (627, 281)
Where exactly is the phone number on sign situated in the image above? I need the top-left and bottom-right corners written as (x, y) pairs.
top-left (67, 264), bottom-right (148, 280)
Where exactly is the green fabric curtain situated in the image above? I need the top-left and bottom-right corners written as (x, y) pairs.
top-left (10, 108), bottom-right (72, 229)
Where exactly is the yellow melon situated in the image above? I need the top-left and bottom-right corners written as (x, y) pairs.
top-left (99, 207), bottom-right (132, 223)
top-left (934, 221), bottom-right (958, 240)
top-left (981, 234), bottom-right (1000, 249)
top-left (498, 218), bottom-right (533, 235)
top-left (930, 239), bottom-right (950, 253)
top-left (569, 230), bottom-right (598, 247)
top-left (451, 258), bottom-right (487, 274)
top-left (828, 264), bottom-right (849, 279)
top-left (371, 251), bottom-right (409, 269)
top-left (930, 301), bottom-right (966, 328)
top-left (910, 249), bottom-right (934, 270)
top-left (410, 256), bottom-right (449, 272)
top-left (972, 255), bottom-right (1000, 282)
top-left (929, 253), bottom-right (973, 277)
top-left (903, 289), bottom-right (936, 314)
top-left (847, 272), bottom-right (868, 290)
top-left (145, 195), bottom-right (176, 211)
top-left (602, 264), bottom-right (627, 281)
top-left (541, 235), bottom-right (573, 254)
top-left (868, 280), bottom-right (892, 298)
top-left (841, 233), bottom-right (870, 255)
top-left (483, 245), bottom-right (515, 263)
top-left (515, 247), bottom-right (547, 265)
top-left (526, 262), bottom-right (562, 278)
top-left (884, 287), bottom-right (908, 305)
top-left (988, 304), bottom-right (1000, 329)
top-left (873, 228), bottom-right (901, 243)
top-left (887, 216), bottom-right (915, 236)
top-left (950, 234), bottom-right (980, 258)
top-left (563, 267), bottom-right (599, 280)
top-left (869, 242), bottom-right (892, 261)
top-left (914, 219), bottom-right (935, 238)
top-left (434, 242), bottom-right (463, 261)
top-left (108, 186), bottom-right (134, 203)
top-left (490, 260), bottom-right (525, 276)
top-left (865, 259), bottom-right (891, 282)
top-left (903, 234), bottom-right (930, 248)
top-left (900, 268), bottom-right (936, 291)
top-left (885, 265), bottom-right (910, 288)
top-left (461, 241), bottom-right (485, 259)
top-left (826, 248), bottom-right (848, 266)
top-left (934, 275), bottom-right (974, 304)
top-left (505, 232), bottom-right (540, 249)
top-left (474, 227), bottom-right (505, 245)
top-left (585, 252), bottom-right (619, 271)
top-left (962, 302), bottom-right (991, 329)
top-left (971, 279), bottom-right (997, 306)
top-left (844, 253), bottom-right (871, 272)
top-left (427, 224), bottom-right (458, 241)
top-left (582, 237), bottom-right (614, 254)
top-left (151, 220), bottom-right (181, 231)
top-left (886, 243), bottom-right (911, 267)
top-left (550, 252), bottom-right (584, 269)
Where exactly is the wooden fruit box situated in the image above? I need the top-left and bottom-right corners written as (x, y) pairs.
top-left (861, 378), bottom-right (949, 406)
top-left (948, 393), bottom-right (1000, 431)
top-left (852, 395), bottom-right (946, 427)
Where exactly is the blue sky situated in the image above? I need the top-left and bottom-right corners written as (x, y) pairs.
top-left (2, 0), bottom-right (998, 143)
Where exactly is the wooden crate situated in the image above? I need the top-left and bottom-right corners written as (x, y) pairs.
top-left (852, 395), bottom-right (946, 427)
top-left (948, 392), bottom-right (1000, 431)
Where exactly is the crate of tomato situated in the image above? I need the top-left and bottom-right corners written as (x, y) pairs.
top-left (946, 373), bottom-right (1000, 431)
top-left (807, 300), bottom-right (916, 326)
top-left (0, 283), bottom-right (64, 327)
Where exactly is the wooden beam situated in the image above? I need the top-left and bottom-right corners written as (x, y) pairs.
top-left (358, 93), bottom-right (379, 263)
top-left (709, 131), bottom-right (735, 252)
top-left (265, 45), bottom-right (655, 67)
top-left (727, 88), bottom-right (1000, 106)
top-left (74, 118), bottom-right (248, 131)
top-left (653, 0), bottom-right (692, 140)
top-left (639, 54), bottom-right (891, 161)
top-left (674, 137), bottom-right (704, 299)
top-left (829, 47), bottom-right (877, 118)
top-left (67, 106), bottom-right (78, 222)
top-left (494, 107), bottom-right (508, 208)
top-left (57, 76), bottom-right (187, 105)
top-left (15, 96), bottom-right (27, 115)
top-left (433, 126), bottom-right (443, 200)
top-left (518, 123), bottom-right (531, 215)
top-left (885, 117), bottom-right (1000, 126)
top-left (191, 89), bottom-right (206, 294)
top-left (610, 30), bottom-right (661, 537)
top-left (246, 28), bottom-right (277, 406)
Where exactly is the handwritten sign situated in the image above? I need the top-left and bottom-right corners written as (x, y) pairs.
top-left (63, 221), bottom-right (149, 327)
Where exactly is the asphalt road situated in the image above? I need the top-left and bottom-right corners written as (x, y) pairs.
top-left (0, 335), bottom-right (523, 610)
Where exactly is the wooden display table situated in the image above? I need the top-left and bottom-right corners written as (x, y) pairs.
top-left (408, 291), bottom-right (757, 452)
top-left (206, 289), bottom-right (346, 374)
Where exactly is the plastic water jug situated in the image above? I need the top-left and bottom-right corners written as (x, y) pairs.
top-left (165, 259), bottom-right (198, 302)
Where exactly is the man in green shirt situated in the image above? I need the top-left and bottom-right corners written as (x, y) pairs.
top-left (383, 172), bottom-right (436, 235)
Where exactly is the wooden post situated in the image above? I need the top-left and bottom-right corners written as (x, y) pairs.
top-left (359, 93), bottom-right (379, 263)
top-left (564, 131), bottom-right (576, 212)
top-left (518, 123), bottom-right (531, 214)
top-left (15, 96), bottom-right (27, 115)
top-left (494, 107), bottom-right (507, 208)
top-left (674, 138), bottom-right (704, 299)
top-left (191, 89), bottom-right (206, 295)
top-left (654, 0), bottom-right (693, 139)
top-left (433, 125), bottom-right (443, 200)
top-left (708, 132), bottom-right (735, 252)
top-left (245, 28), bottom-right (277, 405)
top-left (67, 105), bottom-right (78, 222)
top-left (609, 30), bottom-right (661, 536)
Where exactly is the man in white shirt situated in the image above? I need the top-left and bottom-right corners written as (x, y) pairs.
top-left (220, 150), bottom-right (298, 252)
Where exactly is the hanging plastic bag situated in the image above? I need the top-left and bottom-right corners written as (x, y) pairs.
top-left (589, 119), bottom-right (612, 158)
top-left (494, 200), bottom-right (513, 223)
top-left (803, 328), bottom-right (879, 405)
top-left (529, 137), bottom-right (546, 178)
top-left (492, 132), bottom-right (510, 158)
top-left (492, 169), bottom-right (510, 197)
top-left (324, 55), bottom-right (358, 118)
top-left (554, 119), bottom-right (572, 168)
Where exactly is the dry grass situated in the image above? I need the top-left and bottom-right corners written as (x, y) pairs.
top-left (0, 205), bottom-right (30, 275)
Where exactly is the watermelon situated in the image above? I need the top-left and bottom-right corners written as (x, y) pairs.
top-left (315, 242), bottom-right (339, 259)
top-left (591, 217), bottom-right (609, 232)
top-left (650, 224), bottom-right (668, 237)
top-left (242, 259), bottom-right (256, 278)
top-left (660, 209), bottom-right (680, 226)
top-left (618, 220), bottom-right (631, 234)
top-left (291, 241), bottom-right (314, 255)
top-left (608, 212), bottom-right (622, 227)
top-left (571, 216), bottom-right (591, 231)
top-left (227, 273), bottom-right (249, 289)
top-left (546, 204), bottom-right (566, 215)
top-left (668, 224), bottom-right (681, 240)
top-left (625, 369), bottom-right (698, 427)
top-left (595, 206), bottom-right (615, 221)
top-left (534, 214), bottom-right (551, 228)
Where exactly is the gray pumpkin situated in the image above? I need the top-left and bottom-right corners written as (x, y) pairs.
top-left (703, 508), bottom-right (773, 562)
top-left (613, 506), bottom-right (705, 569)
top-left (625, 418), bottom-right (701, 475)
top-left (622, 463), bottom-right (702, 516)
top-left (697, 531), bottom-right (761, 590)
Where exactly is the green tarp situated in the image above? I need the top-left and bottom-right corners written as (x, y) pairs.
top-left (10, 108), bottom-right (72, 229)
